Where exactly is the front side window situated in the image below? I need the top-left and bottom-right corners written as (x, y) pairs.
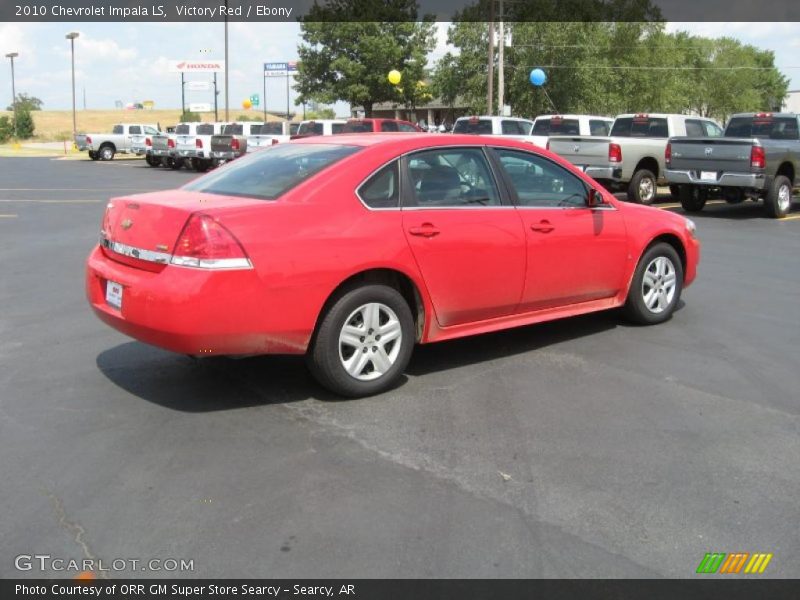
top-left (405, 148), bottom-right (501, 207)
top-left (184, 144), bottom-right (361, 201)
top-left (129, 126), bottom-right (142, 134)
top-left (113, 125), bottom-right (124, 134)
top-left (493, 148), bottom-right (589, 208)
top-left (358, 161), bottom-right (400, 209)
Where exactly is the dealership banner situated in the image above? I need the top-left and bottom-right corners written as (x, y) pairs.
top-left (3, 0), bottom-right (800, 22)
top-left (169, 60), bottom-right (225, 73)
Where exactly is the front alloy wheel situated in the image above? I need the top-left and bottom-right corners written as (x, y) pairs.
top-left (308, 284), bottom-right (415, 397)
top-left (641, 256), bottom-right (677, 314)
top-left (623, 242), bottom-right (684, 325)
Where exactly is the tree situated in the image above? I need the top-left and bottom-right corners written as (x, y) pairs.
top-left (7, 93), bottom-right (43, 112)
top-left (179, 111), bottom-right (201, 123)
top-left (15, 106), bottom-right (35, 139)
top-left (0, 116), bottom-right (13, 143)
top-left (431, 53), bottom-right (461, 120)
top-left (295, 1), bottom-right (435, 117)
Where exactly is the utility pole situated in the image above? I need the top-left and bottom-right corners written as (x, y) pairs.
top-left (5, 52), bottom-right (18, 138)
top-left (263, 66), bottom-right (267, 122)
top-left (486, 1), bottom-right (495, 116)
top-left (497, 0), bottom-right (504, 116)
top-left (286, 70), bottom-right (290, 120)
top-left (83, 87), bottom-right (86, 110)
top-left (181, 72), bottom-right (185, 115)
top-left (224, 0), bottom-right (229, 121)
top-left (214, 72), bottom-right (219, 121)
top-left (66, 32), bottom-right (79, 136)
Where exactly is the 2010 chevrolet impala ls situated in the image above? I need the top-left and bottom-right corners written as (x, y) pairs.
top-left (86, 134), bottom-right (700, 397)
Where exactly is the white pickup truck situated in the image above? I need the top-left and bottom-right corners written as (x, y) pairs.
top-left (246, 122), bottom-right (299, 151)
top-left (173, 122), bottom-right (226, 172)
top-left (548, 113), bottom-right (723, 204)
top-left (452, 115), bottom-right (534, 140)
top-left (81, 123), bottom-right (160, 161)
top-left (294, 119), bottom-right (347, 138)
top-left (526, 114), bottom-right (613, 148)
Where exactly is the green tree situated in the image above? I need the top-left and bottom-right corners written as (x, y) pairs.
top-left (15, 106), bottom-right (35, 139)
top-left (431, 53), bottom-right (462, 120)
top-left (0, 116), bottom-right (13, 143)
top-left (305, 108), bottom-right (337, 119)
top-left (7, 92), bottom-right (43, 112)
top-left (295, 1), bottom-right (436, 116)
top-left (179, 111), bottom-right (201, 123)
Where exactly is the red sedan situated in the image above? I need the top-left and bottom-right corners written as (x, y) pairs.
top-left (86, 134), bottom-right (699, 397)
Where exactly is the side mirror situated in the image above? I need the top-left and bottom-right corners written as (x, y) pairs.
top-left (588, 188), bottom-right (607, 207)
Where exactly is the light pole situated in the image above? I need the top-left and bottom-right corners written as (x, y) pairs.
top-left (5, 52), bottom-right (18, 138)
top-left (66, 32), bottom-right (79, 136)
top-left (224, 0), bottom-right (229, 121)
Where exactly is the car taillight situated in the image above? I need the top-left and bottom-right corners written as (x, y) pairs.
top-left (145, 137), bottom-right (152, 147)
top-left (171, 214), bottom-right (251, 270)
top-left (751, 145), bottom-right (765, 169)
top-left (101, 203), bottom-right (113, 238)
top-left (271, 138), bottom-right (279, 145)
top-left (545, 140), bottom-right (550, 151)
top-left (231, 138), bottom-right (240, 151)
top-left (196, 138), bottom-right (203, 148)
top-left (86, 136), bottom-right (92, 144)
top-left (168, 138), bottom-right (175, 148)
top-left (665, 142), bottom-right (671, 166)
top-left (609, 143), bottom-right (622, 163)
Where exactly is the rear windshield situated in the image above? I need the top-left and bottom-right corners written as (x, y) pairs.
top-left (298, 122), bottom-right (323, 136)
top-left (342, 121), bottom-right (375, 133)
top-left (223, 124), bottom-right (244, 135)
top-left (253, 123), bottom-right (283, 135)
top-left (453, 119), bottom-right (493, 134)
top-left (532, 118), bottom-right (580, 136)
top-left (611, 117), bottom-right (669, 138)
top-left (184, 144), bottom-right (361, 200)
top-left (176, 124), bottom-right (191, 135)
top-left (196, 124), bottom-right (214, 135)
top-left (725, 116), bottom-right (800, 140)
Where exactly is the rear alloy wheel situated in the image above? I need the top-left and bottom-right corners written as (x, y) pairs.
top-left (679, 185), bottom-right (707, 213)
top-left (627, 169), bottom-right (657, 205)
top-left (623, 242), bottom-right (684, 325)
top-left (764, 175), bottom-right (793, 219)
top-left (99, 145), bottom-right (115, 161)
top-left (308, 284), bottom-right (415, 397)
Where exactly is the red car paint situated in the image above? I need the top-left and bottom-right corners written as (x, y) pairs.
top-left (86, 134), bottom-right (699, 356)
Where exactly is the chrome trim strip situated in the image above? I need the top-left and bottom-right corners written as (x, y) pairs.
top-left (101, 238), bottom-right (172, 264)
top-left (102, 237), bottom-right (253, 270)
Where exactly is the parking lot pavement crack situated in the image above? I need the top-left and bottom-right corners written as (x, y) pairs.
top-left (46, 490), bottom-right (109, 579)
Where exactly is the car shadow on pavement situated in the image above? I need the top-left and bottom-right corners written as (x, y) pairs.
top-left (681, 200), bottom-right (799, 220)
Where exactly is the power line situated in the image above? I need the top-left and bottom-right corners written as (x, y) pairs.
top-left (509, 64), bottom-right (800, 71)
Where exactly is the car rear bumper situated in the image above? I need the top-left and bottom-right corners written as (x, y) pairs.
top-left (175, 148), bottom-right (200, 158)
top-left (665, 169), bottom-right (766, 189)
top-left (85, 246), bottom-right (309, 356)
top-left (581, 166), bottom-right (623, 182)
top-left (149, 148), bottom-right (174, 158)
top-left (211, 151), bottom-right (239, 160)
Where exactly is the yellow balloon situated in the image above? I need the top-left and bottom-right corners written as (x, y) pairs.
top-left (388, 70), bottom-right (402, 85)
top-left (242, 99), bottom-right (252, 109)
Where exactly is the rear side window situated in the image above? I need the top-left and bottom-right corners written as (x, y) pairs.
top-left (406, 148), bottom-right (501, 207)
top-left (289, 123), bottom-right (299, 135)
top-left (184, 144), bottom-right (361, 200)
top-left (589, 120), bottom-right (611, 136)
top-left (685, 120), bottom-right (705, 137)
top-left (112, 125), bottom-right (124, 134)
top-left (726, 116), bottom-right (799, 140)
top-left (453, 119), bottom-right (493, 134)
top-left (196, 124), bottom-right (214, 135)
top-left (611, 117), bottom-right (669, 138)
top-left (358, 161), bottom-right (400, 209)
top-left (380, 121), bottom-right (399, 132)
top-left (176, 125), bottom-right (191, 135)
top-left (129, 126), bottom-right (142, 134)
top-left (703, 121), bottom-right (723, 137)
top-left (342, 121), bottom-right (373, 133)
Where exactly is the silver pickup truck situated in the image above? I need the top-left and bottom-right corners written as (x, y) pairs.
top-left (665, 112), bottom-right (799, 218)
top-left (174, 122), bottom-right (226, 172)
top-left (548, 114), bottom-right (723, 204)
top-left (80, 123), bottom-right (160, 161)
top-left (210, 122), bottom-right (265, 162)
top-left (145, 132), bottom-right (180, 169)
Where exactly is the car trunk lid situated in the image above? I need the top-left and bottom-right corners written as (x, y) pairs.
top-left (548, 136), bottom-right (612, 167)
top-left (668, 137), bottom-right (755, 173)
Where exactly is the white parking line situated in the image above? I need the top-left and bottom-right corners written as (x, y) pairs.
top-left (0, 199), bottom-right (103, 204)
top-left (0, 213), bottom-right (18, 218)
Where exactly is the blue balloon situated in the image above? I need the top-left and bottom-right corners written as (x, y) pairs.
top-left (529, 68), bottom-right (547, 86)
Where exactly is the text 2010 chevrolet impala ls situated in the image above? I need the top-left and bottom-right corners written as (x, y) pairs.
top-left (86, 134), bottom-right (700, 397)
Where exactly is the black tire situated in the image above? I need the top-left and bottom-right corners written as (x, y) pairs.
top-left (88, 151), bottom-right (99, 161)
top-left (192, 158), bottom-right (210, 172)
top-left (669, 185), bottom-right (680, 199)
top-left (627, 169), bottom-right (657, 205)
top-left (98, 144), bottom-right (115, 161)
top-left (679, 185), bottom-right (708, 213)
top-left (722, 188), bottom-right (745, 204)
top-left (169, 157), bottom-right (184, 170)
top-left (764, 175), bottom-right (793, 219)
top-left (307, 284), bottom-right (415, 398)
top-left (623, 242), bottom-right (684, 325)
top-left (145, 155), bottom-right (161, 167)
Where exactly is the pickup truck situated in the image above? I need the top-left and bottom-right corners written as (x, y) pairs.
top-left (665, 112), bottom-right (799, 218)
top-left (525, 114), bottom-right (614, 148)
top-left (547, 113), bottom-right (723, 204)
top-left (452, 115), bottom-right (534, 140)
top-left (294, 119), bottom-right (347, 138)
top-left (145, 132), bottom-right (182, 169)
top-left (80, 123), bottom-right (160, 161)
top-left (210, 122), bottom-right (265, 163)
top-left (245, 122), bottom-right (299, 151)
top-left (174, 122), bottom-right (226, 172)
top-left (338, 118), bottom-right (424, 133)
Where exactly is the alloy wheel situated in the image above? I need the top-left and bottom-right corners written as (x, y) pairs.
top-left (338, 302), bottom-right (403, 381)
top-left (641, 256), bottom-right (677, 314)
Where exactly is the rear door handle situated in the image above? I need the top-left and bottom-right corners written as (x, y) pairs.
top-left (530, 220), bottom-right (555, 233)
top-left (408, 224), bottom-right (441, 238)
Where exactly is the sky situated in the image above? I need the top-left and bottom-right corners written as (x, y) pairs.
top-left (0, 21), bottom-right (798, 116)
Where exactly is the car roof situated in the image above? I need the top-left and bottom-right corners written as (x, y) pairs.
top-left (290, 133), bottom-right (542, 151)
top-left (456, 115), bottom-right (532, 122)
top-left (534, 114), bottom-right (613, 120)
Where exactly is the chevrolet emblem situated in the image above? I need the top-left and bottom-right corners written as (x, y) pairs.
top-left (121, 219), bottom-right (133, 230)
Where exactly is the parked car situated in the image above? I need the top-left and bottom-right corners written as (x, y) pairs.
top-left (452, 116), bottom-right (534, 140)
top-left (665, 112), bottom-right (799, 218)
top-left (246, 122), bottom-right (298, 151)
top-left (526, 114), bottom-right (614, 148)
top-left (339, 118), bottom-right (425, 133)
top-left (293, 119), bottom-right (348, 138)
top-left (146, 132), bottom-right (181, 169)
top-left (210, 122), bottom-right (265, 162)
top-left (86, 134), bottom-right (699, 397)
top-left (174, 122), bottom-right (226, 172)
top-left (80, 123), bottom-right (160, 161)
top-left (547, 113), bottom-right (723, 204)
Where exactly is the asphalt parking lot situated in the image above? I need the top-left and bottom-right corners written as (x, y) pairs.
top-left (1, 156), bottom-right (798, 578)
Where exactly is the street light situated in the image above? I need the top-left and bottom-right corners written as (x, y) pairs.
top-left (5, 52), bottom-right (18, 138)
top-left (66, 32), bottom-right (79, 137)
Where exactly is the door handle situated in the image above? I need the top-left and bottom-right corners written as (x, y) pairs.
top-left (530, 220), bottom-right (554, 233)
top-left (408, 224), bottom-right (441, 238)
